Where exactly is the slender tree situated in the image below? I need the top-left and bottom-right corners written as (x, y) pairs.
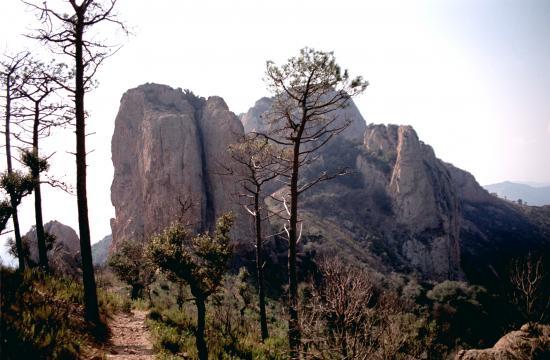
top-left (15, 59), bottom-right (70, 271)
top-left (25, 0), bottom-right (126, 323)
top-left (228, 135), bottom-right (289, 341)
top-left (148, 214), bottom-right (234, 360)
top-left (258, 47), bottom-right (368, 358)
top-left (1, 52), bottom-right (30, 271)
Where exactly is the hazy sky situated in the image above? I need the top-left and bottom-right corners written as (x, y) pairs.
top-left (1, 0), bottom-right (549, 262)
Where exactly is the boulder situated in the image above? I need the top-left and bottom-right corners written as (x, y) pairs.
top-left (455, 323), bottom-right (549, 360)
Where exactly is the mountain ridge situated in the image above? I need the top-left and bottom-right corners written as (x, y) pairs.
top-left (483, 181), bottom-right (550, 206)
top-left (109, 83), bottom-right (550, 287)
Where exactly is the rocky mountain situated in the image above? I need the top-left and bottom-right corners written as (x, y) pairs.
top-left (484, 181), bottom-right (550, 206)
top-left (110, 84), bottom-right (549, 285)
top-left (243, 98), bottom-right (549, 284)
top-left (91, 234), bottom-right (112, 267)
top-left (110, 83), bottom-right (249, 252)
top-left (25, 220), bottom-right (81, 276)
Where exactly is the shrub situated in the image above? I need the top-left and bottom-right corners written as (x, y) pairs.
top-left (1, 268), bottom-right (88, 359)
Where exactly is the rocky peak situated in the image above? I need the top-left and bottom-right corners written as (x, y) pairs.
top-left (110, 83), bottom-right (247, 252)
top-left (241, 97), bottom-right (272, 134)
top-left (25, 220), bottom-right (81, 276)
top-left (358, 124), bottom-right (462, 279)
top-left (240, 94), bottom-right (366, 143)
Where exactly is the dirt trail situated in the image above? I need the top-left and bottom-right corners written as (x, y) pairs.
top-left (104, 310), bottom-right (155, 360)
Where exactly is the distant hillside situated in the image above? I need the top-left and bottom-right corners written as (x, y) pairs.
top-left (484, 181), bottom-right (550, 206)
top-left (91, 235), bottom-right (112, 267)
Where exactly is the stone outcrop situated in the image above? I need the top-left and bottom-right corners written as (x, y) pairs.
top-left (110, 83), bottom-right (247, 252)
top-left (455, 324), bottom-right (549, 360)
top-left (25, 220), bottom-right (81, 276)
top-left (359, 124), bottom-right (462, 279)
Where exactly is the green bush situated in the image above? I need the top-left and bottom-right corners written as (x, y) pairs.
top-left (146, 274), bottom-right (288, 359)
top-left (1, 268), bottom-right (87, 359)
top-left (0, 266), bottom-right (129, 360)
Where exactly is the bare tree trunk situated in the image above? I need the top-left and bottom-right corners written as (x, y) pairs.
top-left (288, 141), bottom-right (301, 359)
top-left (4, 84), bottom-right (24, 271)
top-left (195, 296), bottom-right (208, 360)
top-left (33, 101), bottom-right (48, 271)
top-left (254, 190), bottom-right (269, 341)
top-left (74, 19), bottom-right (99, 324)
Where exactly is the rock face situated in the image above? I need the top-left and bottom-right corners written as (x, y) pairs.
top-left (367, 125), bottom-right (461, 279)
top-left (455, 324), bottom-right (549, 360)
top-left (317, 124), bottom-right (462, 279)
top-left (241, 97), bottom-right (272, 134)
top-left (111, 83), bottom-right (247, 252)
top-left (25, 220), bottom-right (81, 276)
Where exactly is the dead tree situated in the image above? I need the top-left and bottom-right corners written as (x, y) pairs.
top-left (259, 47), bottom-right (368, 358)
top-left (25, 0), bottom-right (127, 323)
top-left (1, 51), bottom-right (30, 271)
top-left (510, 254), bottom-right (549, 326)
top-left (300, 257), bottom-right (375, 359)
top-left (227, 134), bottom-right (289, 341)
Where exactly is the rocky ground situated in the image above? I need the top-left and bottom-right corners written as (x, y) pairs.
top-left (105, 310), bottom-right (154, 360)
top-left (90, 310), bottom-right (155, 360)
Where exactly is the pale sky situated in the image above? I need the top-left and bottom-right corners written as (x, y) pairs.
top-left (1, 0), bottom-right (549, 262)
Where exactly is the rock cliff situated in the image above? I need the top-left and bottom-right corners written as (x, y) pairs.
top-left (296, 124), bottom-right (464, 279)
top-left (368, 125), bottom-right (461, 278)
top-left (110, 83), bottom-right (247, 251)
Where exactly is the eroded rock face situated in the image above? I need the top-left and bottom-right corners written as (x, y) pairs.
top-left (26, 220), bottom-right (81, 276)
top-left (241, 97), bottom-right (272, 134)
top-left (361, 125), bottom-right (462, 279)
top-left (110, 83), bottom-right (247, 252)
